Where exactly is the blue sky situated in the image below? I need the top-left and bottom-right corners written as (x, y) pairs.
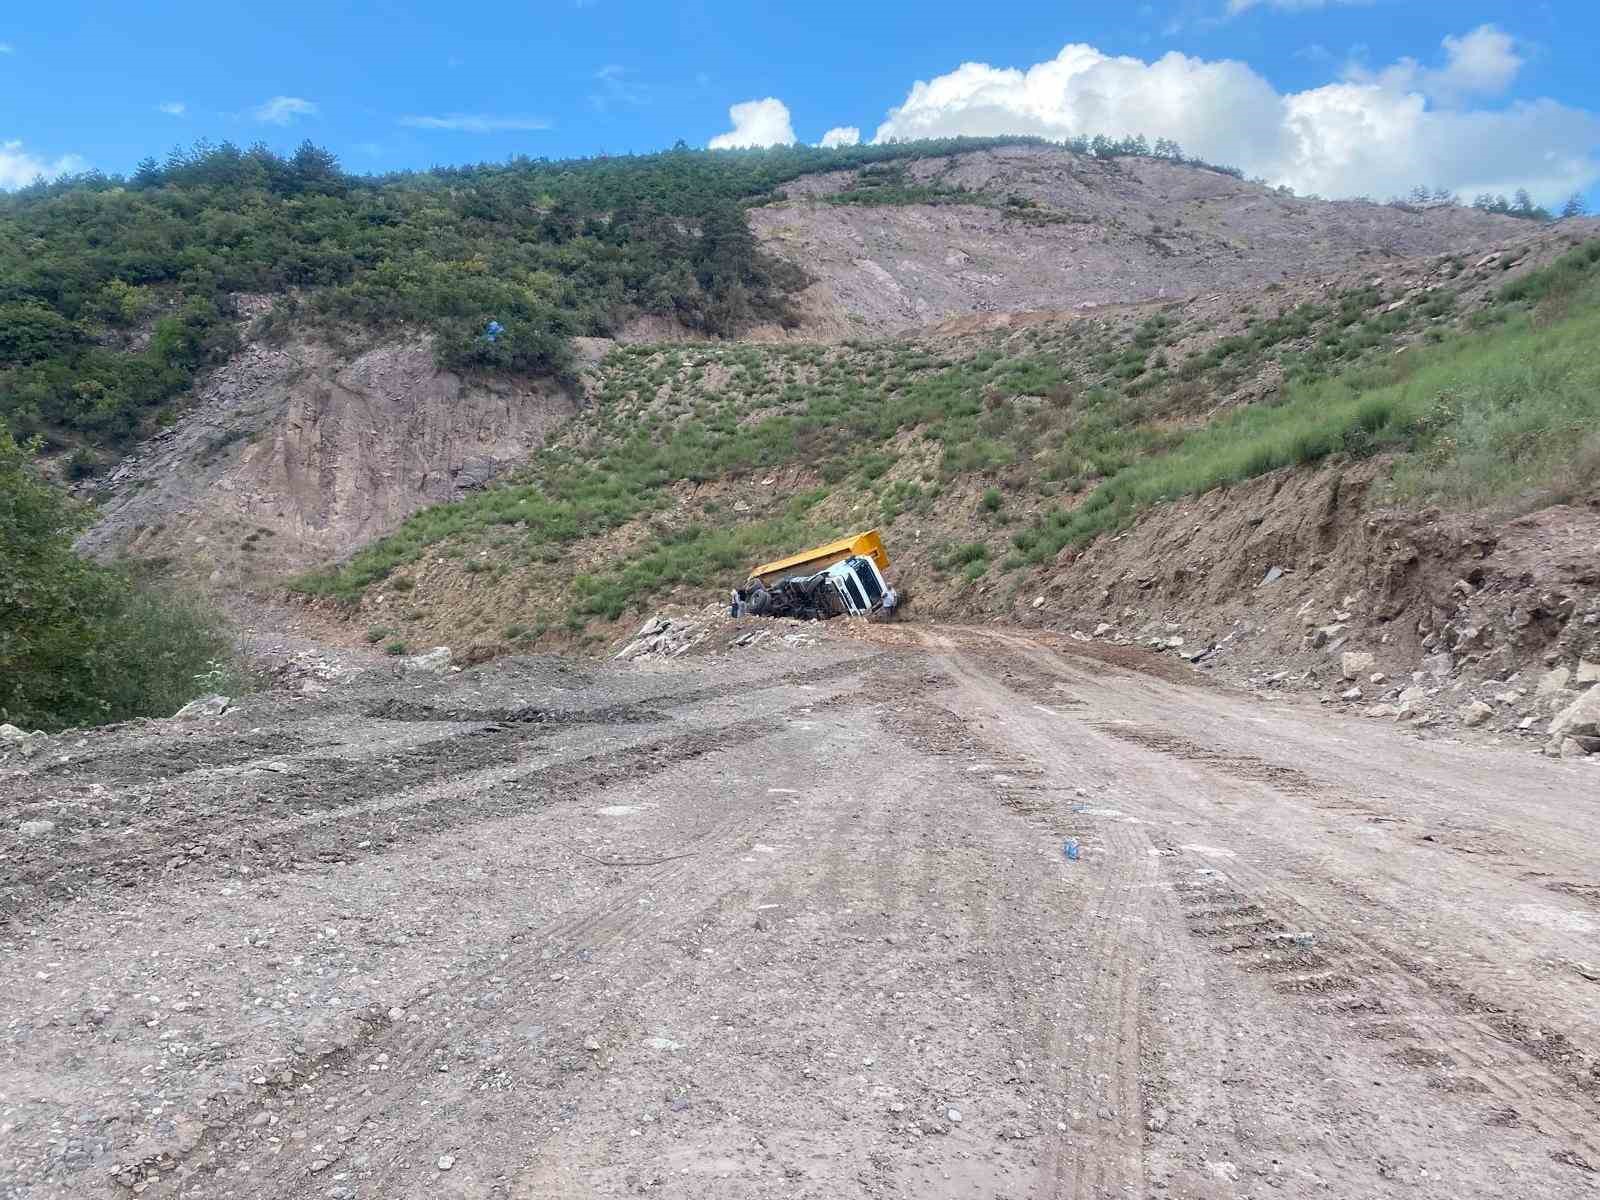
top-left (2, 1), bottom-right (1596, 206)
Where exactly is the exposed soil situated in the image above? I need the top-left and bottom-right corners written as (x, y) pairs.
top-left (752, 146), bottom-right (1539, 337)
top-left (78, 337), bottom-right (575, 587)
top-left (3, 623), bottom-right (1597, 1199)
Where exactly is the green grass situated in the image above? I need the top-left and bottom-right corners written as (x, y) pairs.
top-left (1012, 256), bottom-right (1600, 562)
top-left (294, 237), bottom-right (1600, 626)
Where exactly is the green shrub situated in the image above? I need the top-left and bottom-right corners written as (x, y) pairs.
top-left (384, 641), bottom-right (408, 656)
top-left (981, 487), bottom-right (1003, 512)
top-left (1, 428), bottom-right (238, 730)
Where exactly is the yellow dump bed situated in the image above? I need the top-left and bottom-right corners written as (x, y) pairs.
top-left (748, 529), bottom-right (889, 587)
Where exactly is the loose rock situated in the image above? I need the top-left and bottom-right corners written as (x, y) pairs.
top-left (1341, 651), bottom-right (1375, 681)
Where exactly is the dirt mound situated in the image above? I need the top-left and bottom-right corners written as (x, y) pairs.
top-left (1009, 460), bottom-right (1600, 743)
top-left (78, 336), bottom-right (574, 586)
top-left (752, 145), bottom-right (1531, 336)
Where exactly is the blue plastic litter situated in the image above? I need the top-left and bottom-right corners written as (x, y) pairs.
top-left (483, 320), bottom-right (504, 342)
top-left (1062, 838), bottom-right (1080, 862)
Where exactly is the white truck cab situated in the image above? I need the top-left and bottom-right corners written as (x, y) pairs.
top-left (817, 555), bottom-right (897, 617)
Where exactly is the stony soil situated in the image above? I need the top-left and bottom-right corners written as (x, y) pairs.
top-left (751, 146), bottom-right (1535, 337)
top-left (77, 337), bottom-right (574, 587)
top-left (3, 623), bottom-right (1597, 1199)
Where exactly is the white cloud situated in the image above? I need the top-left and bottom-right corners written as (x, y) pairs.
top-left (1227, 0), bottom-right (1370, 12)
top-left (252, 96), bottom-right (318, 125)
top-left (398, 114), bottom-right (552, 133)
top-left (866, 34), bottom-right (1599, 205)
top-left (819, 126), bottom-right (861, 148)
top-left (709, 98), bottom-right (796, 149)
top-left (1349, 24), bottom-right (1521, 105)
top-left (0, 139), bottom-right (87, 189)
top-left (157, 101), bottom-right (186, 117)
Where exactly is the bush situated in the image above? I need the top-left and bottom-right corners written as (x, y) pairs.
top-left (384, 641), bottom-right (408, 656)
top-left (1, 428), bottom-right (237, 730)
top-left (981, 487), bottom-right (1003, 512)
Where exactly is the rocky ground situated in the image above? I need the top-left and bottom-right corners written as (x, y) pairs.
top-left (3, 621), bottom-right (1597, 1199)
top-left (991, 461), bottom-right (1600, 760)
top-left (75, 337), bottom-right (574, 588)
top-left (751, 145), bottom-right (1535, 338)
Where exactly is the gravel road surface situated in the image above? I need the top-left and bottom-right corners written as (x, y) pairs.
top-left (3, 626), bottom-right (1596, 1199)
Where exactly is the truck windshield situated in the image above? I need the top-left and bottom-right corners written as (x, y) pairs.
top-left (840, 573), bottom-right (867, 612)
top-left (848, 557), bottom-right (883, 604)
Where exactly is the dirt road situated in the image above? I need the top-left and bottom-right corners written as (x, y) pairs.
top-left (3, 625), bottom-right (1597, 1199)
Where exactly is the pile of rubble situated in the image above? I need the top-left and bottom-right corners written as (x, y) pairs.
top-left (0, 723), bottom-right (48, 761)
top-left (614, 612), bottom-right (822, 663)
top-left (614, 615), bottom-right (716, 661)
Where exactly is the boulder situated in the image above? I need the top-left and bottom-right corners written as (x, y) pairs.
top-left (1558, 738), bottom-right (1592, 760)
top-left (1340, 687), bottom-right (1363, 702)
top-left (0, 723), bottom-right (37, 745)
top-left (18, 819), bottom-right (55, 837)
top-left (402, 647), bottom-right (453, 675)
top-left (1537, 666), bottom-right (1572, 697)
top-left (1549, 687), bottom-right (1600, 740)
top-left (173, 695), bottom-right (229, 720)
top-left (1459, 701), bottom-right (1494, 728)
top-left (1422, 653), bottom-right (1455, 679)
top-left (1341, 651), bottom-right (1375, 681)
top-left (1576, 661), bottom-right (1600, 687)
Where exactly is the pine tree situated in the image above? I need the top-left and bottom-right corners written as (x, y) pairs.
top-left (1561, 192), bottom-right (1589, 219)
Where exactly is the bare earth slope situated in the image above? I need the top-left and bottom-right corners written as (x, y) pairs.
top-left (753, 146), bottom-right (1530, 336)
top-left (78, 338), bottom-right (574, 586)
top-left (2, 626), bottom-right (1597, 1198)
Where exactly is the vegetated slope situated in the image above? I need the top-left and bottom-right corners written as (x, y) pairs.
top-left (751, 145), bottom-right (1532, 336)
top-left (290, 226), bottom-right (1599, 678)
top-left (3, 135), bottom-right (1165, 466)
top-left (67, 138), bottom-right (1541, 587)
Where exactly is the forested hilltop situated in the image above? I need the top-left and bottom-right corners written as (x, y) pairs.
top-left (0, 132), bottom-right (1283, 463)
top-left (1, 136), bottom-right (1077, 459)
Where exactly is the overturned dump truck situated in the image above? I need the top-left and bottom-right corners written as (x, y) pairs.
top-left (739, 529), bottom-right (901, 621)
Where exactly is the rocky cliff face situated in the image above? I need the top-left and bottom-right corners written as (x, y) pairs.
top-left (79, 337), bottom-right (574, 586)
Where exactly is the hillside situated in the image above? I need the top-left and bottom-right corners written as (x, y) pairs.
top-left (9, 137), bottom-right (1595, 744)
top-left (752, 145), bottom-right (1530, 335)
top-left (57, 142), bottom-right (1546, 591)
top-left (284, 225), bottom-right (1600, 700)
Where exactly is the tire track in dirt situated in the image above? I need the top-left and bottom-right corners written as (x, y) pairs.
top-left (894, 634), bottom-right (1154, 1199)
top-left (963, 626), bottom-right (1600, 1180)
top-left (1, 660), bottom-right (885, 923)
top-left (132, 682), bottom-right (894, 1197)
top-left (136, 758), bottom-right (802, 1197)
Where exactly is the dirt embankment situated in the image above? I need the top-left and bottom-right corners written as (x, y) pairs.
top-left (78, 338), bottom-right (575, 587)
top-left (751, 145), bottom-right (1532, 337)
top-left (995, 461), bottom-right (1600, 745)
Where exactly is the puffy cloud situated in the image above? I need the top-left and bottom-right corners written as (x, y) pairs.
top-left (1350, 25), bottom-right (1521, 105)
top-left (1227, 0), bottom-right (1370, 12)
top-left (157, 101), bottom-right (186, 117)
top-left (399, 113), bottom-right (552, 132)
top-left (0, 139), bottom-right (87, 189)
top-left (873, 45), bottom-right (1292, 164)
top-left (252, 96), bottom-right (317, 125)
top-left (867, 33), bottom-right (1599, 204)
top-left (819, 125), bottom-right (861, 148)
top-left (709, 98), bottom-right (796, 149)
